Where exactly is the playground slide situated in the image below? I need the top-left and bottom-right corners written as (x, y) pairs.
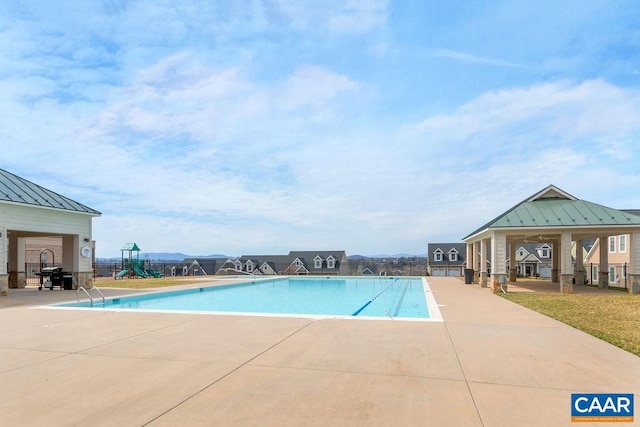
top-left (146, 269), bottom-right (163, 278)
top-left (116, 269), bottom-right (128, 278)
top-left (133, 266), bottom-right (149, 278)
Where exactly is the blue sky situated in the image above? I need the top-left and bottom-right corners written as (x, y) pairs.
top-left (2, 1), bottom-right (640, 257)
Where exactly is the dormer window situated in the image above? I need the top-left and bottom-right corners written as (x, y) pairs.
top-left (327, 256), bottom-right (336, 269)
top-left (246, 261), bottom-right (254, 273)
top-left (314, 256), bottom-right (322, 269)
top-left (434, 249), bottom-right (443, 262)
top-left (538, 244), bottom-right (550, 258)
top-left (448, 249), bottom-right (458, 262)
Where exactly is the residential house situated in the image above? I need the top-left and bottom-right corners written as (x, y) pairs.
top-left (509, 243), bottom-right (553, 278)
top-left (584, 213), bottom-right (639, 287)
top-left (427, 243), bottom-right (466, 276)
top-left (217, 251), bottom-right (350, 276)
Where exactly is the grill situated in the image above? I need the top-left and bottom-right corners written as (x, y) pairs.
top-left (35, 267), bottom-right (73, 290)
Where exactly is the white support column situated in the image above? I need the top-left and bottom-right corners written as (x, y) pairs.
top-left (628, 232), bottom-right (640, 294)
top-left (490, 232), bottom-right (507, 293)
top-left (509, 242), bottom-right (517, 282)
top-left (473, 241), bottom-right (479, 283)
top-left (574, 239), bottom-right (585, 287)
top-left (464, 243), bottom-right (473, 284)
top-left (599, 236), bottom-right (609, 289)
top-left (480, 239), bottom-right (488, 288)
top-left (0, 227), bottom-right (7, 295)
top-left (8, 235), bottom-right (27, 289)
top-left (551, 240), bottom-right (559, 282)
top-left (559, 232), bottom-right (573, 293)
top-left (62, 235), bottom-right (81, 289)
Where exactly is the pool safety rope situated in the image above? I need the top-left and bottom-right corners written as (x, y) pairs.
top-left (351, 277), bottom-right (400, 316)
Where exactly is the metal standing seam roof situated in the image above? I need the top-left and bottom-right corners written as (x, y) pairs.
top-left (0, 168), bottom-right (101, 215)
top-left (463, 185), bottom-right (640, 240)
top-left (493, 198), bottom-right (640, 228)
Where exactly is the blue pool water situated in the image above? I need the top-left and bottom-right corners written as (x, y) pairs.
top-left (58, 277), bottom-right (437, 320)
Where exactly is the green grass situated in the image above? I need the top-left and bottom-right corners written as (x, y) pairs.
top-left (500, 293), bottom-right (640, 357)
top-left (94, 276), bottom-right (213, 289)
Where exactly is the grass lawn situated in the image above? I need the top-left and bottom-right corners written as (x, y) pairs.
top-left (500, 293), bottom-right (640, 357)
top-left (94, 276), bottom-right (215, 289)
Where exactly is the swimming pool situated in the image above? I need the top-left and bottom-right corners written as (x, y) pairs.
top-left (57, 277), bottom-right (442, 321)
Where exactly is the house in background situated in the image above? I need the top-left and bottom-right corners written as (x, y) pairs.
top-left (584, 231), bottom-right (638, 287)
top-left (427, 243), bottom-right (466, 276)
top-left (219, 251), bottom-right (350, 276)
top-left (509, 243), bottom-right (553, 278)
top-left (579, 210), bottom-right (640, 288)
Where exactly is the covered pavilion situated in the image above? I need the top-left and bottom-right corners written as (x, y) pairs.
top-left (462, 185), bottom-right (640, 294)
top-left (0, 169), bottom-right (101, 295)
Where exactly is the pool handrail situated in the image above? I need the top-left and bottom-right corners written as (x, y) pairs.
top-left (77, 286), bottom-right (105, 307)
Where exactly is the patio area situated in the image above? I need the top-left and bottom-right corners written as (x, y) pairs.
top-left (0, 277), bottom-right (638, 426)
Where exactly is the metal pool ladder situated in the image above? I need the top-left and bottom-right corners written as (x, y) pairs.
top-left (77, 286), bottom-right (105, 307)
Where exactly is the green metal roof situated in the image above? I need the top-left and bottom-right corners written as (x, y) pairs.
top-left (0, 168), bottom-right (101, 215)
top-left (493, 198), bottom-right (640, 227)
top-left (463, 185), bottom-right (640, 240)
top-left (121, 242), bottom-right (141, 251)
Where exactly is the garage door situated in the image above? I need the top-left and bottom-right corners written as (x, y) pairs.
top-left (431, 268), bottom-right (446, 276)
top-left (447, 268), bottom-right (461, 276)
top-left (538, 267), bottom-right (551, 278)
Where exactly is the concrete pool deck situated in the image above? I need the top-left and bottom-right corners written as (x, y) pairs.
top-left (0, 277), bottom-right (638, 426)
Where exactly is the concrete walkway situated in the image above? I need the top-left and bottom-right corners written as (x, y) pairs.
top-left (0, 278), bottom-right (638, 426)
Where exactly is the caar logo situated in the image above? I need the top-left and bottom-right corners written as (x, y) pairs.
top-left (571, 393), bottom-right (634, 422)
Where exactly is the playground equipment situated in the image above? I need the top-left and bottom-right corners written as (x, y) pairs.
top-left (116, 243), bottom-right (163, 279)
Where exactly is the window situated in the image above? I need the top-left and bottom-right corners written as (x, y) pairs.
top-left (449, 252), bottom-right (458, 262)
top-left (314, 257), bottom-right (322, 269)
top-left (609, 266), bottom-right (616, 283)
top-left (592, 265), bottom-right (599, 280)
top-left (327, 257), bottom-right (335, 269)
top-left (246, 262), bottom-right (254, 273)
top-left (519, 250), bottom-right (524, 257)
top-left (434, 250), bottom-right (443, 262)
top-left (540, 247), bottom-right (550, 258)
top-left (619, 235), bottom-right (627, 252)
top-left (609, 236), bottom-right (616, 253)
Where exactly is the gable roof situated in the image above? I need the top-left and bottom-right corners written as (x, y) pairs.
top-left (427, 243), bottom-right (466, 264)
top-left (463, 185), bottom-right (640, 240)
top-left (0, 168), bottom-right (100, 215)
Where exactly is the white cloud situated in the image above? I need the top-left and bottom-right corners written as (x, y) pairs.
top-left (432, 48), bottom-right (526, 68)
top-left (405, 79), bottom-right (640, 152)
top-left (276, 64), bottom-right (357, 112)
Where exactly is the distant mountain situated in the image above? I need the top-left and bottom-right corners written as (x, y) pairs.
top-left (137, 252), bottom-right (190, 260)
top-left (135, 253), bottom-right (230, 261)
top-left (349, 254), bottom-right (426, 259)
top-left (366, 253), bottom-right (427, 258)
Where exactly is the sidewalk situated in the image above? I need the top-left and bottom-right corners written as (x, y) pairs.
top-left (0, 277), bottom-right (637, 426)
